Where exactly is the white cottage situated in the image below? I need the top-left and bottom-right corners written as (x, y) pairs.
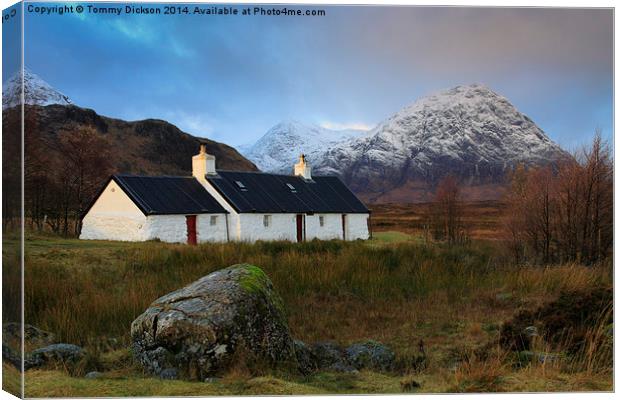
top-left (80, 144), bottom-right (371, 244)
top-left (80, 175), bottom-right (229, 243)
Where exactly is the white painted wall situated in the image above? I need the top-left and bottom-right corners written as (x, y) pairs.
top-left (237, 212), bottom-right (370, 242)
top-left (196, 214), bottom-right (229, 243)
top-left (238, 213), bottom-right (297, 242)
top-left (80, 180), bottom-right (149, 241)
top-left (80, 180), bottom-right (228, 243)
top-left (344, 214), bottom-right (370, 240)
top-left (305, 214), bottom-right (343, 240)
top-left (199, 177), bottom-right (370, 242)
top-left (145, 214), bottom-right (227, 243)
top-left (199, 178), bottom-right (242, 241)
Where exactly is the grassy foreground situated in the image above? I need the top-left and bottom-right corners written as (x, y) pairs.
top-left (4, 232), bottom-right (613, 396)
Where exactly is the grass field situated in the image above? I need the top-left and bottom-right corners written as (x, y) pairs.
top-left (2, 228), bottom-right (613, 396)
top-left (370, 201), bottom-right (505, 240)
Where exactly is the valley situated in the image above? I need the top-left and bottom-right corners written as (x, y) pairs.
top-left (369, 201), bottom-right (505, 241)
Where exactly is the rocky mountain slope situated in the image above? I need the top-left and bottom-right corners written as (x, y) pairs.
top-left (318, 84), bottom-right (568, 202)
top-left (241, 120), bottom-right (366, 173)
top-left (246, 84), bottom-right (568, 203)
top-left (3, 68), bottom-right (72, 109)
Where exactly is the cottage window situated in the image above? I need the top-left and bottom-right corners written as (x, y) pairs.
top-left (263, 215), bottom-right (271, 227)
top-left (210, 216), bottom-right (217, 226)
top-left (319, 215), bottom-right (325, 227)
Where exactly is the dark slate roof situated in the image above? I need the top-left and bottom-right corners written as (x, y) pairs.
top-left (206, 170), bottom-right (369, 214)
top-left (88, 175), bottom-right (228, 216)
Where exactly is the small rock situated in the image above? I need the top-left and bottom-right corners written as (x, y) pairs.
top-left (328, 361), bottom-right (359, 374)
top-left (160, 368), bottom-right (179, 380)
top-left (293, 340), bottom-right (318, 375)
top-left (2, 344), bottom-right (21, 370)
top-left (3, 323), bottom-right (55, 349)
top-left (85, 371), bottom-right (103, 379)
top-left (523, 326), bottom-right (538, 338)
top-left (311, 342), bottom-right (346, 370)
top-left (28, 343), bottom-right (85, 369)
top-left (345, 340), bottom-right (395, 372)
top-left (204, 377), bottom-right (220, 383)
top-left (309, 342), bottom-right (361, 372)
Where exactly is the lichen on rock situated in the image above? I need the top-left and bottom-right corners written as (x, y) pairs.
top-left (131, 264), bottom-right (296, 380)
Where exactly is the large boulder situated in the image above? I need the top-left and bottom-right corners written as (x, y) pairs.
top-left (131, 264), bottom-right (296, 380)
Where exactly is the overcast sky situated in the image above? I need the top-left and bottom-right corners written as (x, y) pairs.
top-left (10, 4), bottom-right (614, 149)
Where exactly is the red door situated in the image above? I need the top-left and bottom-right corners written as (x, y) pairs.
top-left (341, 214), bottom-right (347, 240)
top-left (296, 215), bottom-right (304, 242)
top-left (186, 215), bottom-right (197, 245)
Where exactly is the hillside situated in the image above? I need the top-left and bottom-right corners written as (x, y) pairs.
top-left (5, 104), bottom-right (257, 176)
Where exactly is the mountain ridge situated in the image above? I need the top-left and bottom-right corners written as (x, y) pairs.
top-left (6, 70), bottom-right (569, 203)
top-left (316, 83), bottom-right (569, 202)
top-left (242, 119), bottom-right (367, 173)
top-left (2, 68), bottom-right (73, 109)
top-left (2, 69), bottom-right (257, 176)
top-left (243, 84), bottom-right (569, 202)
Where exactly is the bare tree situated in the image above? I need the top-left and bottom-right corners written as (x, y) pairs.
top-left (503, 132), bottom-right (612, 265)
top-left (429, 175), bottom-right (468, 244)
top-left (22, 123), bottom-right (114, 237)
top-left (55, 127), bottom-right (113, 236)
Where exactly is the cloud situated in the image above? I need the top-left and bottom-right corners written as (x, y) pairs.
top-left (110, 19), bottom-right (155, 42)
top-left (24, 6), bottom-right (612, 148)
top-left (163, 110), bottom-right (216, 138)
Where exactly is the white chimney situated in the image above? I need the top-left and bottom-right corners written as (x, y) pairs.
top-left (294, 154), bottom-right (312, 180)
top-left (192, 143), bottom-right (216, 179)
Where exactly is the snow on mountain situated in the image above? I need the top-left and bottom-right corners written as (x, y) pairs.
top-left (2, 68), bottom-right (72, 109)
top-left (312, 83), bottom-right (568, 201)
top-left (241, 120), bottom-right (367, 173)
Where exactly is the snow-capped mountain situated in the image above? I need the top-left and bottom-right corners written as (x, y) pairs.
top-left (241, 120), bottom-right (367, 173)
top-left (313, 84), bottom-right (568, 202)
top-left (3, 68), bottom-right (72, 109)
